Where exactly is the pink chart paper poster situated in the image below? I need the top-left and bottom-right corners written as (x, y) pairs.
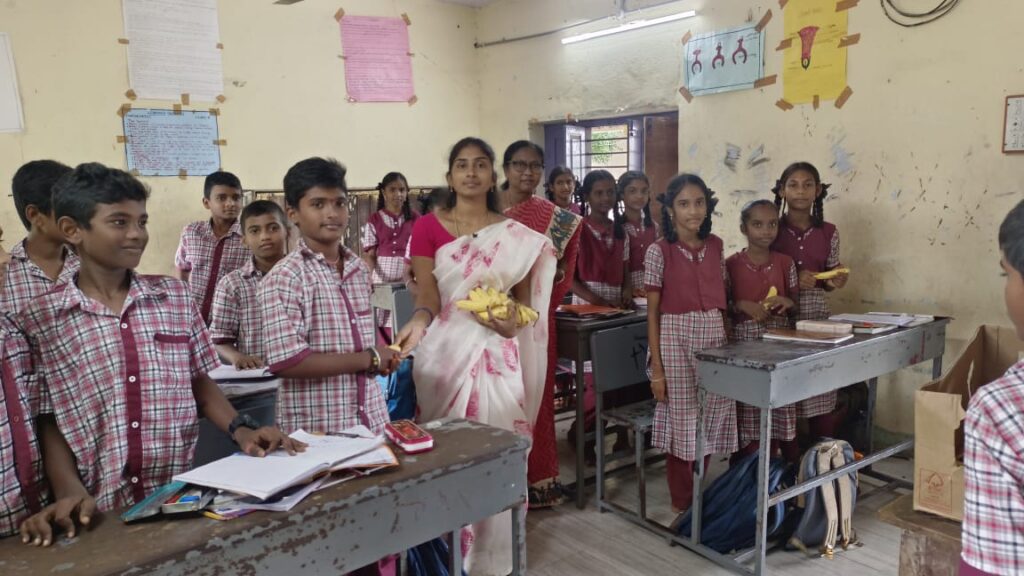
top-left (340, 15), bottom-right (414, 103)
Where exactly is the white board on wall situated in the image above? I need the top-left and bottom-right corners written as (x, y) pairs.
top-left (0, 33), bottom-right (25, 133)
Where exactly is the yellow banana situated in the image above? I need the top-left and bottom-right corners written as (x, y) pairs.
top-left (761, 286), bottom-right (778, 310)
top-left (814, 267), bottom-right (850, 281)
top-left (456, 286), bottom-right (540, 327)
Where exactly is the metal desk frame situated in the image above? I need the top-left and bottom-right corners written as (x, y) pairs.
top-left (555, 311), bottom-right (648, 508)
top-left (677, 320), bottom-right (949, 575)
top-left (0, 419), bottom-right (528, 576)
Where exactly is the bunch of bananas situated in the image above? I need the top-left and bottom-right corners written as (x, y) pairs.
top-left (456, 287), bottom-right (540, 327)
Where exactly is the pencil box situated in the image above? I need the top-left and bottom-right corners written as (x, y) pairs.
top-left (385, 420), bottom-right (434, 454)
top-left (795, 320), bottom-right (853, 335)
top-left (161, 486), bottom-right (216, 515)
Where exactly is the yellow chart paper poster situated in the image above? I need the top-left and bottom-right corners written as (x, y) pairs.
top-left (782, 0), bottom-right (848, 104)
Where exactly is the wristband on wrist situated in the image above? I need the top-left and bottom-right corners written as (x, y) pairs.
top-left (366, 347), bottom-right (381, 375)
top-left (413, 306), bottom-right (435, 325)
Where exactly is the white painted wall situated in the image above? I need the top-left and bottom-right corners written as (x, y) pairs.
top-left (476, 0), bottom-right (1023, 435)
top-left (0, 0), bottom-right (479, 275)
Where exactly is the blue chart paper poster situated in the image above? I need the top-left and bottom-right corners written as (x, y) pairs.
top-left (684, 24), bottom-right (764, 97)
top-left (123, 108), bottom-right (220, 177)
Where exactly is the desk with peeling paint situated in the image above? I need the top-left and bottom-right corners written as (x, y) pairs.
top-left (672, 320), bottom-right (950, 576)
top-left (0, 419), bottom-right (529, 576)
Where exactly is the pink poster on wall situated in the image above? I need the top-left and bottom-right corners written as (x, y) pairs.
top-left (340, 15), bottom-right (415, 103)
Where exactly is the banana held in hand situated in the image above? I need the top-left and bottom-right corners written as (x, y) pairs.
top-left (813, 267), bottom-right (850, 281)
top-left (456, 286), bottom-right (540, 326)
top-left (761, 286), bottom-right (778, 310)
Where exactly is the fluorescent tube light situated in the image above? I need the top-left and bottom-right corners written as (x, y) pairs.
top-left (561, 10), bottom-right (697, 45)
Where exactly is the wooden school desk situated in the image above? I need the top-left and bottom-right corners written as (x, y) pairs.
top-left (555, 310), bottom-right (648, 508)
top-left (0, 419), bottom-right (529, 576)
top-left (682, 319), bottom-right (950, 576)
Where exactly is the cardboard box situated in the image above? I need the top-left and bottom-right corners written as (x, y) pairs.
top-left (914, 325), bottom-right (1024, 521)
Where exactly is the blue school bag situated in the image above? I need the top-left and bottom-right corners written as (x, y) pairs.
top-left (676, 452), bottom-right (795, 554)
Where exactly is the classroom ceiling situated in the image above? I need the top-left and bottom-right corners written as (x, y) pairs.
top-left (435, 0), bottom-right (501, 6)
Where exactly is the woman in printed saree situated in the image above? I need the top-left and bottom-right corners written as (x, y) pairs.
top-left (395, 137), bottom-right (556, 576)
top-left (499, 140), bottom-right (582, 508)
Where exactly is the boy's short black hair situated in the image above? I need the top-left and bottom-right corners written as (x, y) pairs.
top-left (283, 157), bottom-right (347, 208)
top-left (52, 163), bottom-right (149, 229)
top-left (240, 200), bottom-right (287, 229)
top-left (999, 199), bottom-right (1024, 274)
top-left (11, 159), bottom-right (73, 230)
top-left (203, 171), bottom-right (242, 199)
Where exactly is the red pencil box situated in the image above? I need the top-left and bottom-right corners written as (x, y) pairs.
top-left (385, 420), bottom-right (434, 454)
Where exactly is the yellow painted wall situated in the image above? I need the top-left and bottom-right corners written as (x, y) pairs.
top-left (476, 0), bottom-right (1023, 434)
top-left (0, 0), bottom-right (479, 275)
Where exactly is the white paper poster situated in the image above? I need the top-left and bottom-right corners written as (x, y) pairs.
top-left (684, 24), bottom-right (764, 97)
top-left (122, 0), bottom-right (224, 101)
top-left (0, 33), bottom-right (25, 133)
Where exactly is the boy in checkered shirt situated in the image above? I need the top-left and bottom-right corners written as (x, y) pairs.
top-left (962, 199), bottom-right (1024, 575)
top-left (259, 157), bottom-right (400, 436)
top-left (16, 163), bottom-right (301, 547)
top-left (1, 160), bottom-right (79, 315)
top-left (174, 171), bottom-right (250, 324)
top-left (209, 200), bottom-right (289, 369)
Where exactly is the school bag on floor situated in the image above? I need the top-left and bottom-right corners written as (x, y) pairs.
top-left (787, 438), bottom-right (859, 559)
top-left (676, 452), bottom-right (795, 554)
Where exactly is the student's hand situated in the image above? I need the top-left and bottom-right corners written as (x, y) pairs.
top-left (234, 426), bottom-right (307, 457)
top-left (736, 300), bottom-right (769, 322)
top-left (650, 370), bottom-right (668, 403)
top-left (20, 493), bottom-right (97, 547)
top-left (826, 270), bottom-right (849, 290)
top-left (372, 345), bottom-right (402, 376)
top-left (633, 286), bottom-right (647, 298)
top-left (395, 315), bottom-right (429, 357)
top-left (233, 355), bottom-right (264, 370)
top-left (798, 270), bottom-right (818, 291)
top-left (475, 302), bottom-right (520, 339)
top-left (764, 296), bottom-right (795, 316)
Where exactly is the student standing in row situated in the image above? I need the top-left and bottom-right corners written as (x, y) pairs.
top-left (209, 200), bottom-right (289, 370)
top-left (361, 172), bottom-right (417, 342)
top-left (572, 170), bottom-right (632, 308)
top-left (646, 173), bottom-right (736, 515)
top-left (545, 166), bottom-right (581, 215)
top-left (619, 170), bottom-right (657, 296)
top-left (18, 163), bottom-right (298, 546)
top-left (175, 171), bottom-right (250, 324)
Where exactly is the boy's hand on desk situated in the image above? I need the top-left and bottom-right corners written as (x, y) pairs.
top-left (20, 493), bottom-right (96, 547)
top-left (798, 270), bottom-right (818, 291)
top-left (736, 300), bottom-right (769, 322)
top-left (234, 426), bottom-right (307, 457)
top-left (233, 355), bottom-right (264, 370)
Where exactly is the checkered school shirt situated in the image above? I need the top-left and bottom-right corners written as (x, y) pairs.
top-left (361, 211), bottom-right (410, 283)
top-left (174, 220), bottom-right (249, 323)
top-left (0, 239), bottom-right (79, 315)
top-left (210, 258), bottom-right (266, 359)
top-left (0, 318), bottom-right (44, 537)
top-left (962, 359), bottom-right (1024, 575)
top-left (259, 239), bottom-right (389, 435)
top-left (18, 273), bottom-right (220, 511)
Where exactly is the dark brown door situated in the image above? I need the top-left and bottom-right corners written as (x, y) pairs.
top-left (643, 115), bottom-right (678, 231)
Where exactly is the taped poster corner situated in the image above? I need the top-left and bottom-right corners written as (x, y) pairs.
top-left (407, 95), bottom-right (418, 106)
top-left (334, 8), bottom-right (345, 21)
top-left (779, 0), bottom-right (789, 8)
top-left (338, 54), bottom-right (347, 60)
top-left (125, 89), bottom-right (137, 101)
top-left (118, 103), bottom-right (132, 117)
top-left (118, 38), bottom-right (130, 45)
top-left (813, 95), bottom-right (820, 109)
top-left (565, 112), bottom-right (577, 123)
top-left (776, 99), bottom-right (794, 111)
top-left (216, 42), bottom-right (224, 49)
top-left (680, 30), bottom-right (692, 45)
top-left (209, 108), bottom-right (220, 116)
top-left (407, 51), bottom-right (415, 57)
top-left (116, 135), bottom-right (128, 144)
top-left (213, 139), bottom-right (227, 146)
top-left (754, 10), bottom-right (773, 33)
top-left (754, 75), bottom-right (778, 88)
top-left (216, 94), bottom-right (226, 103)
top-left (178, 169), bottom-right (188, 180)
top-left (173, 104), bottom-right (182, 114)
top-left (834, 86), bottom-right (854, 108)
top-left (836, 0), bottom-right (859, 12)
top-left (180, 93), bottom-right (190, 105)
top-left (776, 38), bottom-right (792, 51)
top-left (347, 96), bottom-right (357, 103)
top-left (130, 169), bottom-right (141, 177)
top-left (678, 86), bottom-right (694, 103)
top-left (838, 33), bottom-right (861, 48)
top-left (401, 13), bottom-right (411, 25)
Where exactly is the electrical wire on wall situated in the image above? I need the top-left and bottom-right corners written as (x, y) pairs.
top-left (880, 0), bottom-right (962, 27)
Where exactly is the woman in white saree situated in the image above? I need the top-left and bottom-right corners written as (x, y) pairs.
top-left (396, 137), bottom-right (556, 576)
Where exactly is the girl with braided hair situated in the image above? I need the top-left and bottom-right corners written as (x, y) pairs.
top-left (361, 171), bottom-right (417, 341)
top-left (770, 162), bottom-right (850, 439)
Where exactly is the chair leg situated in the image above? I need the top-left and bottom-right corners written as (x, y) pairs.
top-left (596, 401), bottom-right (606, 512)
top-left (637, 428), bottom-right (647, 521)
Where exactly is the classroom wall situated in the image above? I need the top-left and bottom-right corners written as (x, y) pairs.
top-left (476, 0), bottom-right (1024, 435)
top-left (0, 0), bottom-right (479, 275)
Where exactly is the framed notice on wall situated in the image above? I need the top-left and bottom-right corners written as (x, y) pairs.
top-left (1003, 95), bottom-right (1024, 154)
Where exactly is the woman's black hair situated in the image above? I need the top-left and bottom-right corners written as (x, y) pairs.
top-left (445, 137), bottom-right (500, 213)
top-left (771, 161), bottom-right (829, 227)
top-left (581, 170), bottom-right (624, 240)
top-left (499, 140), bottom-right (544, 192)
top-left (545, 165), bottom-right (575, 203)
top-left (617, 170), bottom-right (654, 228)
top-left (999, 199), bottom-right (1024, 275)
top-left (376, 172), bottom-right (413, 219)
top-left (418, 187), bottom-right (449, 215)
top-left (659, 173), bottom-right (717, 243)
top-left (740, 199), bottom-right (778, 227)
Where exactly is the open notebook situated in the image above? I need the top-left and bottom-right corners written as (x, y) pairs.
top-left (174, 427), bottom-right (385, 500)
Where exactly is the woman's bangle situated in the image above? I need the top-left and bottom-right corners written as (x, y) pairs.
top-left (412, 306), bottom-right (435, 325)
top-left (650, 377), bottom-right (666, 383)
top-left (366, 347), bottom-right (381, 375)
